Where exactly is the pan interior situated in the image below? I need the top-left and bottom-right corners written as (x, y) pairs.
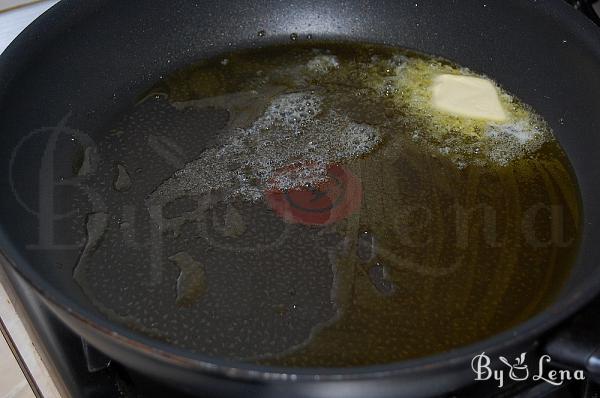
top-left (43, 42), bottom-right (581, 367)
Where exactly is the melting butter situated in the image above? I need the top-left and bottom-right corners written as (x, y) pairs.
top-left (431, 74), bottom-right (507, 122)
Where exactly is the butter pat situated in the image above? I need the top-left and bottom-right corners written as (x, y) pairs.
top-left (430, 74), bottom-right (507, 122)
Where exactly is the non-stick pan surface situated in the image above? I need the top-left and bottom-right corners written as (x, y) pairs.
top-left (1, 1), bottom-right (600, 397)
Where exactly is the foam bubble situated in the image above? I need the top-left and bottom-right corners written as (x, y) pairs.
top-left (148, 92), bottom-right (381, 207)
top-left (306, 55), bottom-right (340, 74)
top-left (485, 120), bottom-right (537, 144)
top-left (369, 55), bottom-right (552, 167)
top-left (484, 120), bottom-right (545, 166)
top-left (252, 92), bottom-right (322, 129)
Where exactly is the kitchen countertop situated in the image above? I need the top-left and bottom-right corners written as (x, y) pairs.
top-left (0, 3), bottom-right (61, 398)
top-left (0, 1), bottom-right (58, 53)
top-left (1, 282), bottom-right (36, 398)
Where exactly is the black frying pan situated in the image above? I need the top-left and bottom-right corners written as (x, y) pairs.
top-left (1, 1), bottom-right (600, 397)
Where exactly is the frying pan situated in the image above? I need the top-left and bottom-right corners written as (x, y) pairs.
top-left (1, 0), bottom-right (600, 397)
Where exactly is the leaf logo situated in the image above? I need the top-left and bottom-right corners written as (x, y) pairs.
top-left (499, 353), bottom-right (529, 381)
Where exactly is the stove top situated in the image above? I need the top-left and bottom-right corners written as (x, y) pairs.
top-left (1, 1), bottom-right (600, 397)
